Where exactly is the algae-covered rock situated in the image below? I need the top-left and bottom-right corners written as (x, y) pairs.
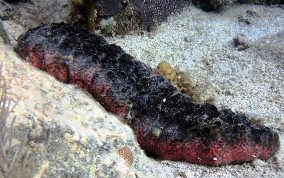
top-left (192, 0), bottom-right (235, 11)
top-left (0, 0), bottom-right (83, 45)
top-left (0, 0), bottom-right (80, 30)
top-left (84, 0), bottom-right (191, 34)
top-left (0, 2), bottom-right (16, 20)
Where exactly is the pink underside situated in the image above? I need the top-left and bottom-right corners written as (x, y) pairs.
top-left (134, 124), bottom-right (272, 165)
top-left (27, 49), bottom-right (129, 117)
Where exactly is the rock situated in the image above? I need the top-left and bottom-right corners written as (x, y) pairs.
top-left (252, 159), bottom-right (268, 167)
top-left (237, 0), bottom-right (284, 5)
top-left (233, 35), bottom-right (250, 51)
top-left (95, 0), bottom-right (124, 17)
top-left (0, 0), bottom-right (81, 29)
top-left (0, 20), bottom-right (24, 45)
top-left (0, 2), bottom-right (16, 20)
top-left (0, 22), bottom-right (10, 44)
top-left (4, 0), bottom-right (30, 3)
top-left (0, 0), bottom-right (83, 44)
top-left (192, 0), bottom-right (235, 11)
top-left (84, 0), bottom-right (191, 34)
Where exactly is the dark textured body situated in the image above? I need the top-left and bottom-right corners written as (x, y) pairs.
top-left (15, 23), bottom-right (279, 165)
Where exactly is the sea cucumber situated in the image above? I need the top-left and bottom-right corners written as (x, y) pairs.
top-left (15, 23), bottom-right (280, 165)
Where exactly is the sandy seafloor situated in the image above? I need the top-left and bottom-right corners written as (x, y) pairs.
top-left (107, 4), bottom-right (284, 178)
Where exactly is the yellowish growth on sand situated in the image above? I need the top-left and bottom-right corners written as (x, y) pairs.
top-left (156, 61), bottom-right (194, 97)
top-left (157, 62), bottom-right (177, 83)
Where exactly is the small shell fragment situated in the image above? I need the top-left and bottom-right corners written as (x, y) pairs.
top-left (117, 146), bottom-right (134, 167)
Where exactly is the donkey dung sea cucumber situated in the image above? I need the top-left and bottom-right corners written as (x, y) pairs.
top-left (15, 23), bottom-right (280, 166)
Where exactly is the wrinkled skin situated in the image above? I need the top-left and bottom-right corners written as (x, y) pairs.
top-left (15, 23), bottom-right (280, 165)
